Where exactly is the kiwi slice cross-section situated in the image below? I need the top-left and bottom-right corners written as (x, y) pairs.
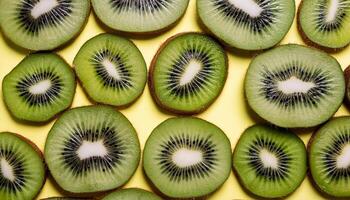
top-left (143, 117), bottom-right (232, 198)
top-left (91, 0), bottom-right (189, 33)
top-left (298, 0), bottom-right (350, 49)
top-left (245, 44), bottom-right (345, 128)
top-left (44, 105), bottom-right (140, 193)
top-left (149, 33), bottom-right (228, 114)
top-left (0, 0), bottom-right (90, 51)
top-left (41, 198), bottom-right (95, 200)
top-left (74, 33), bottom-right (147, 107)
top-left (2, 53), bottom-right (76, 122)
top-left (309, 117), bottom-right (350, 197)
top-left (102, 188), bottom-right (162, 200)
top-left (0, 132), bottom-right (45, 200)
top-left (197, 0), bottom-right (295, 50)
top-left (233, 125), bottom-right (307, 198)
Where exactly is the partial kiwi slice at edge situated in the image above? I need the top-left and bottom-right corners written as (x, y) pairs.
top-left (149, 33), bottom-right (228, 114)
top-left (44, 105), bottom-right (140, 193)
top-left (2, 53), bottom-right (76, 122)
top-left (233, 125), bottom-right (307, 198)
top-left (0, 132), bottom-right (46, 200)
top-left (309, 117), bottom-right (350, 197)
top-left (102, 188), bottom-right (162, 200)
top-left (143, 117), bottom-right (232, 198)
top-left (74, 33), bottom-right (147, 107)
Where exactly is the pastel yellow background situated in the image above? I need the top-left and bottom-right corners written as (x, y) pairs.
top-left (0, 0), bottom-right (349, 199)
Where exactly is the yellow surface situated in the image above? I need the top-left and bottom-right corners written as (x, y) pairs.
top-left (0, 0), bottom-right (349, 199)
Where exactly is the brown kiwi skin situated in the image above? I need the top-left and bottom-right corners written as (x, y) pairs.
top-left (0, 132), bottom-right (47, 199)
top-left (344, 66), bottom-right (350, 106)
top-left (2, 53), bottom-right (77, 124)
top-left (297, 1), bottom-right (348, 53)
top-left (148, 32), bottom-right (228, 115)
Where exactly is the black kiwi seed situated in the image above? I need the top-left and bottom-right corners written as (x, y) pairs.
top-left (110, 0), bottom-right (171, 12)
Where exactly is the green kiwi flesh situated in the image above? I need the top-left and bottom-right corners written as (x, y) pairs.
top-left (44, 105), bottom-right (140, 193)
top-left (91, 0), bottom-right (189, 33)
top-left (245, 44), bottom-right (345, 128)
top-left (197, 0), bottom-right (295, 50)
top-left (143, 117), bottom-right (232, 198)
top-left (0, 0), bottom-right (90, 50)
top-left (41, 198), bottom-right (95, 200)
top-left (102, 188), bottom-right (162, 200)
top-left (74, 33), bottom-right (147, 107)
top-left (309, 117), bottom-right (350, 197)
top-left (0, 132), bottom-right (45, 200)
top-left (298, 0), bottom-right (350, 49)
top-left (149, 33), bottom-right (228, 114)
top-left (233, 125), bottom-right (307, 198)
top-left (2, 53), bottom-right (76, 122)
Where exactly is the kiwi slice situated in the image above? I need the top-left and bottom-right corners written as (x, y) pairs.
top-left (149, 33), bottom-right (228, 114)
top-left (309, 117), bottom-right (350, 197)
top-left (41, 198), bottom-right (95, 200)
top-left (298, 0), bottom-right (350, 49)
top-left (0, 0), bottom-right (90, 51)
top-left (0, 132), bottom-right (45, 200)
top-left (245, 44), bottom-right (345, 128)
top-left (2, 53), bottom-right (76, 122)
top-left (233, 125), bottom-right (307, 198)
top-left (197, 0), bottom-right (295, 50)
top-left (74, 33), bottom-right (147, 107)
top-left (91, 0), bottom-right (189, 33)
top-left (102, 188), bottom-right (162, 200)
top-left (143, 117), bottom-right (232, 198)
top-left (44, 105), bottom-right (140, 193)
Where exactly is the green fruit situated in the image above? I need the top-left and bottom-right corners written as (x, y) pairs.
top-left (102, 188), bottom-right (162, 200)
top-left (74, 33), bottom-right (147, 107)
top-left (44, 105), bottom-right (140, 193)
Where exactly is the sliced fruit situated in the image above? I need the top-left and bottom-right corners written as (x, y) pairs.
top-left (102, 188), bottom-right (162, 200)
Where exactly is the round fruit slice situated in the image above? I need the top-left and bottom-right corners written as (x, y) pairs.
top-left (102, 188), bottom-right (162, 200)
top-left (44, 105), bottom-right (140, 193)
top-left (245, 44), bottom-right (345, 128)
top-left (0, 0), bottom-right (90, 51)
top-left (197, 0), bottom-right (295, 50)
top-left (233, 125), bottom-right (307, 198)
top-left (91, 0), bottom-right (189, 33)
top-left (143, 117), bottom-right (232, 198)
top-left (2, 53), bottom-right (76, 122)
top-left (298, 0), bottom-right (350, 49)
top-left (309, 117), bottom-right (350, 197)
top-left (149, 33), bottom-right (228, 114)
top-left (74, 33), bottom-right (147, 107)
top-left (0, 132), bottom-right (45, 200)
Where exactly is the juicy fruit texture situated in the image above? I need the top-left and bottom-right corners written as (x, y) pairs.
top-left (150, 33), bottom-right (228, 114)
top-left (102, 188), bottom-right (162, 200)
top-left (44, 106), bottom-right (140, 193)
top-left (309, 117), bottom-right (350, 197)
top-left (143, 117), bottom-right (232, 198)
top-left (74, 33), bottom-right (147, 107)
top-left (245, 44), bottom-right (345, 128)
top-left (197, 0), bottom-right (295, 50)
top-left (41, 198), bottom-right (95, 200)
top-left (0, 132), bottom-right (45, 200)
top-left (299, 0), bottom-right (350, 49)
top-left (91, 0), bottom-right (189, 33)
top-left (233, 125), bottom-right (307, 198)
top-left (2, 53), bottom-right (76, 122)
top-left (0, 0), bottom-right (90, 50)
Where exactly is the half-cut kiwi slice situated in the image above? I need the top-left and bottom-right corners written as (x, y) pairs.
top-left (102, 188), bottom-right (162, 200)
top-left (245, 44), bottom-right (345, 128)
top-left (0, 132), bottom-right (45, 200)
top-left (197, 0), bottom-right (295, 50)
top-left (2, 53), bottom-right (76, 122)
top-left (143, 117), bottom-right (231, 198)
top-left (44, 105), bottom-right (140, 193)
top-left (149, 33), bottom-right (228, 114)
top-left (309, 117), bottom-right (350, 197)
top-left (233, 125), bottom-right (307, 198)
top-left (74, 33), bottom-right (147, 107)
top-left (91, 0), bottom-right (189, 33)
top-left (0, 0), bottom-right (90, 50)
top-left (298, 0), bottom-right (350, 49)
